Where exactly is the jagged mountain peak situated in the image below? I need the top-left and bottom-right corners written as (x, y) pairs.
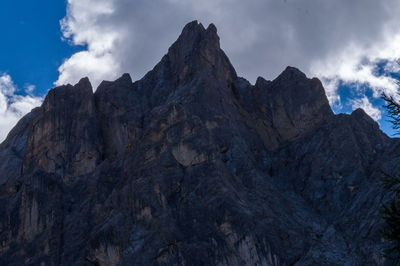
top-left (255, 76), bottom-right (271, 87)
top-left (96, 73), bottom-right (133, 95)
top-left (247, 66), bottom-right (334, 147)
top-left (278, 65), bottom-right (307, 79)
top-left (0, 21), bottom-right (395, 265)
top-left (352, 107), bottom-right (370, 118)
top-left (351, 107), bottom-right (379, 127)
top-left (165, 20), bottom-right (233, 77)
top-left (172, 20), bottom-right (220, 51)
top-left (43, 77), bottom-right (94, 113)
top-left (135, 21), bottom-right (237, 108)
top-left (76, 76), bottom-right (92, 90)
top-left (115, 73), bottom-right (132, 84)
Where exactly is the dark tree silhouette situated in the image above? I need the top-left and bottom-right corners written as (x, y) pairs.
top-left (382, 92), bottom-right (400, 262)
top-left (383, 93), bottom-right (400, 133)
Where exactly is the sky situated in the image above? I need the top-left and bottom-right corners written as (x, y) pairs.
top-left (1, 0), bottom-right (400, 141)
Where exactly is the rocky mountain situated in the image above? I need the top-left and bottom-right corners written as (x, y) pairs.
top-left (0, 21), bottom-right (398, 265)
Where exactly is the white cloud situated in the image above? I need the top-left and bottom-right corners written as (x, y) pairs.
top-left (57, 51), bottom-right (120, 87)
top-left (350, 96), bottom-right (382, 121)
top-left (57, 0), bottom-right (400, 114)
top-left (56, 0), bottom-right (123, 87)
top-left (311, 35), bottom-right (400, 105)
top-left (24, 84), bottom-right (36, 94)
top-left (0, 74), bottom-right (42, 142)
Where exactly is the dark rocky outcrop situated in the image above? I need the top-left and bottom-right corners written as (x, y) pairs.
top-left (22, 78), bottom-right (104, 180)
top-left (0, 21), bottom-right (397, 265)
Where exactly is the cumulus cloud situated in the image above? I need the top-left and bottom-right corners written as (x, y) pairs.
top-left (57, 0), bottom-right (400, 119)
top-left (0, 74), bottom-right (42, 142)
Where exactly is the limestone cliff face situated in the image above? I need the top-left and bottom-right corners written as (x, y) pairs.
top-left (0, 21), bottom-right (396, 265)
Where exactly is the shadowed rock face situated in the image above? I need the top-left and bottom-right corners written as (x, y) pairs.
top-left (0, 21), bottom-right (397, 265)
top-left (22, 78), bottom-right (103, 180)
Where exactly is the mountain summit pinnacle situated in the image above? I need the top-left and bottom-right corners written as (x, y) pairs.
top-left (173, 20), bottom-right (220, 52)
top-left (163, 20), bottom-right (235, 85)
top-left (138, 21), bottom-right (237, 107)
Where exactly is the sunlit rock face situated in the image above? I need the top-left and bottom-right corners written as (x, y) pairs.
top-left (0, 21), bottom-right (396, 265)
